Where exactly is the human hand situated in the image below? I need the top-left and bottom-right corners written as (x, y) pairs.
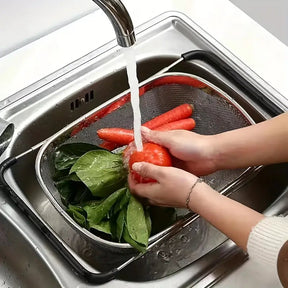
top-left (129, 161), bottom-right (265, 253)
top-left (140, 126), bottom-right (217, 176)
top-left (128, 161), bottom-right (203, 208)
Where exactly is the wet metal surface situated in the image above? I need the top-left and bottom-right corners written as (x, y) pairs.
top-left (0, 13), bottom-right (287, 287)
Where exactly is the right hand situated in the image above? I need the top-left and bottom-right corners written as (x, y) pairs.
top-left (141, 126), bottom-right (217, 176)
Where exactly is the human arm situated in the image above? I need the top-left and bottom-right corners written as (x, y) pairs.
top-left (212, 112), bottom-right (288, 169)
top-left (130, 112), bottom-right (288, 284)
top-left (129, 163), bottom-right (264, 251)
top-left (129, 163), bottom-right (288, 286)
top-left (141, 112), bottom-right (288, 175)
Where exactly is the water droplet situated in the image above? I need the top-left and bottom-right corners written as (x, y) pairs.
top-left (0, 199), bottom-right (6, 205)
top-left (82, 247), bottom-right (92, 258)
top-left (157, 250), bottom-right (171, 262)
top-left (175, 249), bottom-right (182, 255)
top-left (194, 226), bottom-right (200, 233)
top-left (180, 235), bottom-right (189, 243)
top-left (168, 238), bottom-right (175, 244)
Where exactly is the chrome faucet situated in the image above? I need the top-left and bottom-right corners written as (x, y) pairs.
top-left (91, 0), bottom-right (136, 47)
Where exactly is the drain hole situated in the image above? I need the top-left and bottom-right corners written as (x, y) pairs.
top-left (70, 89), bottom-right (95, 111)
top-left (85, 93), bottom-right (89, 102)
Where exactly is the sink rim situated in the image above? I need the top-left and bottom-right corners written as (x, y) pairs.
top-left (0, 12), bottom-right (287, 287)
top-left (1, 12), bottom-right (287, 115)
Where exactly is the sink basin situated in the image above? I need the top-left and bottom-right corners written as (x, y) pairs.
top-left (0, 12), bottom-right (287, 287)
top-left (0, 202), bottom-right (61, 287)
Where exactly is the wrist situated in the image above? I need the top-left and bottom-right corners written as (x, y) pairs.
top-left (186, 179), bottom-right (216, 212)
top-left (185, 178), bottom-right (204, 210)
top-left (203, 134), bottom-right (223, 171)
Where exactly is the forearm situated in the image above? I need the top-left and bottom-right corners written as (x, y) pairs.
top-left (212, 112), bottom-right (288, 170)
top-left (190, 182), bottom-right (264, 250)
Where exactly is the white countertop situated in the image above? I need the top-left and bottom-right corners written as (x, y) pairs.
top-left (0, 0), bottom-right (287, 287)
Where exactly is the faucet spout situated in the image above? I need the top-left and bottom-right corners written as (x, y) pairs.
top-left (91, 0), bottom-right (136, 47)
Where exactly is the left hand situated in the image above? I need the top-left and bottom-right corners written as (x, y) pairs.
top-left (128, 161), bottom-right (200, 208)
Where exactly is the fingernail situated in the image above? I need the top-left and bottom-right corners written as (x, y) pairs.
top-left (132, 162), bottom-right (142, 171)
top-left (141, 126), bottom-right (150, 133)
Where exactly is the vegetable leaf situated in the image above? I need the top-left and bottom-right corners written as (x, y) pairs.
top-left (67, 204), bottom-right (87, 228)
top-left (54, 143), bottom-right (101, 170)
top-left (122, 226), bottom-right (146, 253)
top-left (70, 150), bottom-right (127, 197)
top-left (84, 187), bottom-right (126, 226)
top-left (126, 195), bottom-right (149, 247)
top-left (115, 208), bottom-right (126, 241)
top-left (90, 220), bottom-right (111, 235)
top-left (52, 142), bottom-right (175, 252)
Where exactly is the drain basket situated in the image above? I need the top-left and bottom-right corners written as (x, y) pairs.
top-left (35, 72), bottom-right (258, 253)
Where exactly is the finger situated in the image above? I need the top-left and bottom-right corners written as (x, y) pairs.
top-left (132, 183), bottom-right (158, 199)
top-left (141, 126), bottom-right (173, 148)
top-left (127, 173), bottom-right (137, 190)
top-left (129, 175), bottom-right (160, 199)
top-left (132, 162), bottom-right (164, 181)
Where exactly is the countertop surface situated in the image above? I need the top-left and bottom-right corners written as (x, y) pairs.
top-left (0, 0), bottom-right (288, 287)
top-left (1, 0), bottom-right (287, 102)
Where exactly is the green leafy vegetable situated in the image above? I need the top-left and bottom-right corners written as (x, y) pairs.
top-left (55, 143), bottom-right (100, 170)
top-left (113, 188), bottom-right (130, 215)
top-left (115, 208), bottom-right (126, 241)
top-left (54, 174), bottom-right (92, 206)
top-left (145, 208), bottom-right (152, 237)
top-left (126, 195), bottom-right (149, 247)
top-left (122, 226), bottom-right (146, 253)
top-left (90, 219), bottom-right (111, 235)
top-left (52, 142), bottom-right (176, 252)
top-left (84, 187), bottom-right (126, 226)
top-left (70, 150), bottom-right (127, 198)
top-left (67, 204), bottom-right (87, 228)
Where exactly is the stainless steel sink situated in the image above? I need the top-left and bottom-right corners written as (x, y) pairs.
top-left (0, 200), bottom-right (61, 287)
top-left (0, 12), bottom-right (287, 287)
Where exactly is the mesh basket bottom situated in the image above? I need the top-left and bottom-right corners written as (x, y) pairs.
top-left (36, 74), bottom-right (255, 250)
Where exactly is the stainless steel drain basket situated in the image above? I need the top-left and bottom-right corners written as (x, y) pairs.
top-left (35, 72), bottom-right (257, 252)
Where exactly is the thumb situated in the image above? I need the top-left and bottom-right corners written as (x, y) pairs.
top-left (141, 126), bottom-right (172, 147)
top-left (132, 162), bottom-right (163, 181)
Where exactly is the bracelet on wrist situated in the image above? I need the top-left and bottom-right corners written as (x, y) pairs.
top-left (185, 178), bottom-right (204, 211)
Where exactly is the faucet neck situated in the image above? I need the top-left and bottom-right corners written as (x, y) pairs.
top-left (92, 0), bottom-right (136, 47)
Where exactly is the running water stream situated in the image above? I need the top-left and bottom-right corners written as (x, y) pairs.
top-left (122, 47), bottom-right (143, 151)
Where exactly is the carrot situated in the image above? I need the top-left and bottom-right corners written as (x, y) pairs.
top-left (99, 141), bottom-right (120, 151)
top-left (143, 103), bottom-right (193, 130)
top-left (97, 128), bottom-right (134, 145)
top-left (97, 118), bottom-right (196, 145)
top-left (155, 118), bottom-right (195, 131)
